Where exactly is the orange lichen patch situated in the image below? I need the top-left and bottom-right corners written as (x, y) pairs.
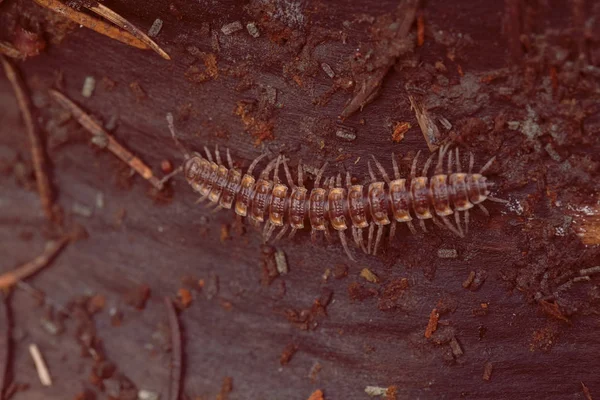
top-left (424, 308), bottom-right (439, 338)
top-left (568, 201), bottom-right (600, 245)
top-left (392, 121), bottom-right (411, 143)
top-left (204, 53), bottom-right (219, 79)
top-left (417, 15), bottom-right (425, 46)
top-left (386, 386), bottom-right (398, 400)
top-left (538, 300), bottom-right (569, 323)
top-left (530, 324), bottom-right (559, 352)
top-left (177, 288), bottom-right (192, 308)
top-left (234, 101), bottom-right (274, 146)
top-left (307, 389), bottom-right (324, 400)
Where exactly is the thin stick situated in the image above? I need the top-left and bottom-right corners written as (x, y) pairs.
top-left (164, 297), bottom-right (182, 400)
top-left (49, 89), bottom-right (165, 190)
top-left (1, 56), bottom-right (57, 223)
top-left (0, 295), bottom-right (10, 398)
top-left (29, 344), bottom-right (52, 386)
top-left (86, 3), bottom-right (171, 60)
top-left (0, 236), bottom-right (70, 289)
top-left (0, 41), bottom-right (23, 59)
top-left (32, 0), bottom-right (149, 50)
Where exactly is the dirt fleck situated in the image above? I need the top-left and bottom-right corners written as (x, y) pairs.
top-left (482, 362), bottom-right (493, 381)
top-left (234, 100), bottom-right (274, 145)
top-left (360, 268), bottom-right (380, 283)
top-left (216, 376), bottom-right (233, 400)
top-left (424, 308), bottom-right (439, 338)
top-left (530, 324), bottom-right (560, 352)
top-left (307, 389), bottom-right (324, 400)
top-left (280, 342), bottom-right (299, 366)
top-left (348, 282), bottom-right (377, 302)
top-left (392, 121), bottom-right (411, 143)
top-left (333, 264), bottom-right (348, 279)
top-left (128, 81), bottom-right (147, 102)
top-left (124, 284), bottom-right (151, 310)
top-left (177, 288), bottom-right (192, 309)
top-left (308, 362), bottom-right (322, 383)
top-left (378, 278), bottom-right (409, 311)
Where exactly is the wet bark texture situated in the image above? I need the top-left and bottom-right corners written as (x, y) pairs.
top-left (1, 0), bottom-right (600, 399)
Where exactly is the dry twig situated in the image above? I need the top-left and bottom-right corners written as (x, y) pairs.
top-left (409, 95), bottom-right (442, 152)
top-left (49, 89), bottom-right (166, 190)
top-left (85, 3), bottom-right (170, 60)
top-left (164, 297), bottom-right (182, 400)
top-left (29, 344), bottom-right (52, 386)
top-left (32, 0), bottom-right (150, 51)
top-left (0, 235), bottom-right (70, 289)
top-left (1, 55), bottom-right (57, 223)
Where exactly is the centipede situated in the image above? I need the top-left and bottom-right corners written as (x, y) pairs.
top-left (166, 113), bottom-right (507, 261)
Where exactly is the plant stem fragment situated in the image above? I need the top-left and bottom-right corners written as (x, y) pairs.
top-left (48, 89), bottom-right (166, 190)
top-left (164, 297), bottom-right (182, 400)
top-left (1, 55), bottom-right (58, 223)
top-left (0, 235), bottom-right (70, 289)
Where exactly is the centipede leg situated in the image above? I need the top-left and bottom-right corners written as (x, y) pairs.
top-left (282, 157), bottom-right (295, 187)
top-left (311, 228), bottom-right (318, 243)
top-left (479, 156), bottom-right (496, 174)
top-left (367, 161), bottom-right (377, 183)
top-left (370, 155), bottom-right (391, 183)
top-left (214, 144), bottom-right (222, 165)
top-left (357, 228), bottom-right (367, 254)
top-left (367, 222), bottom-right (375, 254)
top-left (406, 220), bottom-right (417, 235)
top-left (478, 203), bottom-right (490, 216)
top-left (487, 196), bottom-right (509, 203)
top-left (392, 153), bottom-right (400, 180)
top-left (454, 211), bottom-right (463, 235)
top-left (203, 146), bottom-right (214, 162)
top-left (339, 230), bottom-right (356, 261)
top-left (288, 228), bottom-right (297, 240)
top-left (274, 224), bottom-right (289, 242)
top-left (210, 205), bottom-right (223, 213)
top-left (226, 148), bottom-right (234, 169)
top-left (431, 216), bottom-right (444, 230)
top-left (422, 153), bottom-right (435, 176)
top-left (469, 152), bottom-right (474, 173)
top-left (411, 150), bottom-right (422, 178)
top-left (373, 224), bottom-right (384, 256)
top-left (389, 220), bottom-right (397, 244)
top-left (419, 219), bottom-right (427, 233)
top-left (195, 193), bottom-right (209, 204)
top-left (324, 224), bottom-right (333, 244)
top-left (464, 209), bottom-right (470, 234)
top-left (441, 215), bottom-right (463, 237)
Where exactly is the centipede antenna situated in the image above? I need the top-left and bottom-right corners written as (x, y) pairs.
top-left (367, 161), bottom-right (377, 183)
top-left (478, 203), bottom-right (490, 216)
top-left (392, 153), bottom-right (400, 180)
top-left (480, 156), bottom-right (496, 174)
top-left (203, 146), bottom-right (213, 163)
top-left (345, 171), bottom-right (352, 188)
top-left (214, 145), bottom-right (222, 165)
top-left (411, 150), bottom-right (422, 178)
top-left (166, 113), bottom-right (190, 159)
top-left (339, 231), bottom-right (356, 261)
top-left (315, 162), bottom-right (328, 188)
top-left (373, 225), bottom-right (384, 255)
top-left (455, 148), bottom-right (461, 173)
top-left (469, 152), bottom-right (475, 174)
top-left (298, 159), bottom-right (304, 188)
top-left (282, 157), bottom-right (295, 188)
top-left (336, 173), bottom-right (342, 187)
top-left (422, 153), bottom-right (435, 176)
top-left (447, 150), bottom-right (453, 174)
top-left (371, 155), bottom-right (391, 183)
top-left (487, 196), bottom-right (509, 203)
top-left (226, 148), bottom-right (234, 169)
top-left (247, 153), bottom-right (267, 175)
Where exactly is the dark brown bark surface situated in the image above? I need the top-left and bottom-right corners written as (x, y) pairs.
top-left (1, 0), bottom-right (600, 399)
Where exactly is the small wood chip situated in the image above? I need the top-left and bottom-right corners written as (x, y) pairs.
top-left (246, 22), bottom-right (260, 38)
top-left (29, 344), bottom-right (52, 386)
top-left (221, 21), bottom-right (243, 35)
top-left (81, 76), bottom-right (95, 98)
top-left (321, 63), bottom-right (335, 78)
top-left (424, 308), bottom-right (439, 338)
top-left (360, 268), bottom-right (379, 283)
top-left (148, 18), bottom-right (163, 38)
top-left (449, 337), bottom-right (463, 357)
top-left (482, 362), bottom-right (493, 381)
top-left (364, 386), bottom-right (387, 396)
top-left (275, 250), bottom-right (288, 275)
top-left (437, 249), bottom-right (457, 259)
top-left (336, 125), bottom-right (357, 141)
top-left (462, 271), bottom-right (476, 289)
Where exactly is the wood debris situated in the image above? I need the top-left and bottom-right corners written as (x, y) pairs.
top-left (148, 19), bottom-right (164, 38)
top-left (2, 55), bottom-right (58, 223)
top-left (482, 362), bottom-right (493, 381)
top-left (409, 95), bottom-right (442, 152)
top-left (392, 122), bottom-right (411, 143)
top-left (221, 21), bottom-right (243, 35)
top-left (49, 90), bottom-right (168, 191)
top-left (164, 297), bottom-right (182, 400)
top-left (321, 63), bottom-right (335, 78)
top-left (81, 76), bottom-right (95, 98)
top-left (462, 271), bottom-right (476, 288)
top-left (246, 22), bottom-right (260, 38)
top-left (275, 250), bottom-right (288, 275)
top-left (29, 344), bottom-right (52, 386)
top-left (0, 235), bottom-right (70, 289)
top-left (280, 343), bottom-right (298, 365)
top-left (582, 382), bottom-right (593, 400)
top-left (437, 249), bottom-right (457, 259)
top-left (365, 386), bottom-right (388, 396)
top-left (0, 41), bottom-right (23, 59)
top-left (360, 268), bottom-right (379, 283)
top-left (424, 308), bottom-right (439, 338)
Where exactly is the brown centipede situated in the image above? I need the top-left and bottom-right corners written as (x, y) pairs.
top-left (166, 113), bottom-right (507, 261)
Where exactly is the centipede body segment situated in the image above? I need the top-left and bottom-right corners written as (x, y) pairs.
top-left (167, 114), bottom-right (506, 261)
